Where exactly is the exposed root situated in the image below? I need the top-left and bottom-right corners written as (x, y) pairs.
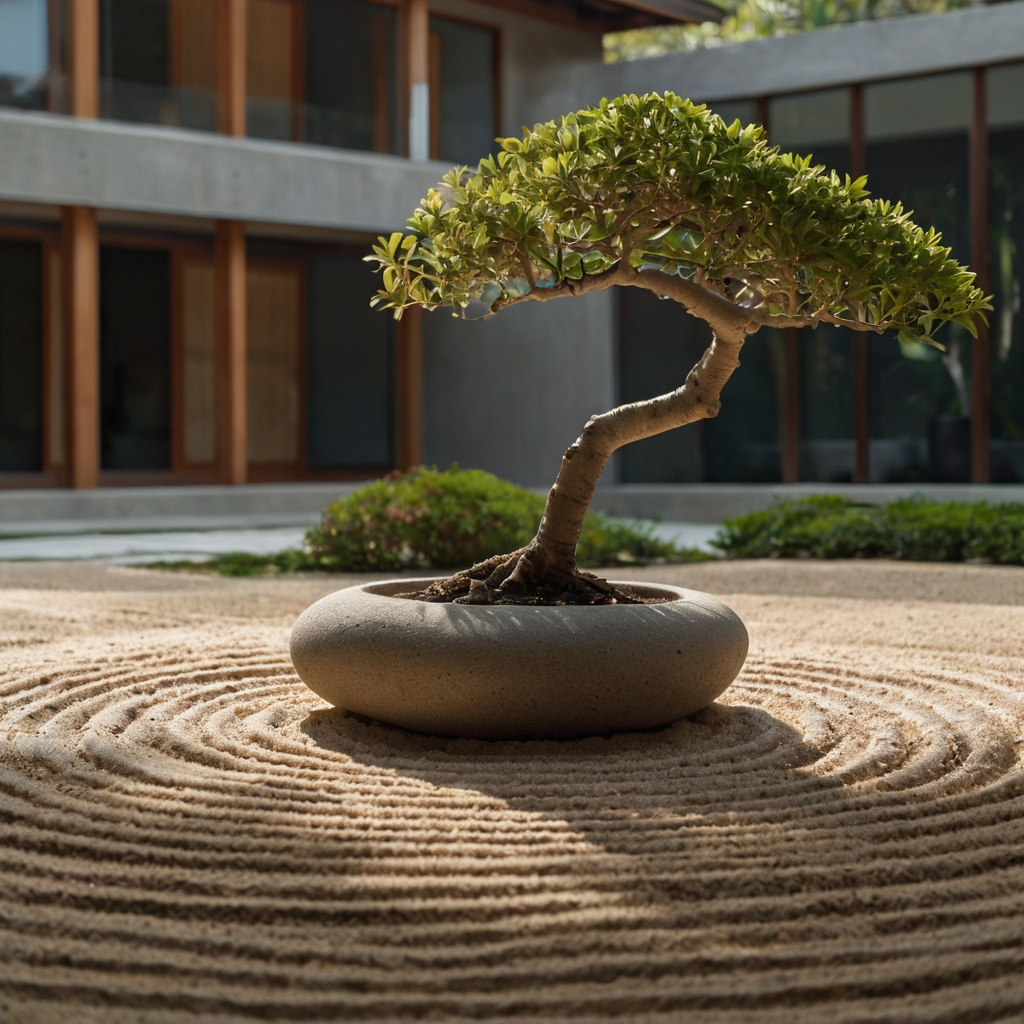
top-left (394, 548), bottom-right (648, 606)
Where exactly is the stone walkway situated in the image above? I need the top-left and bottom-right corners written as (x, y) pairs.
top-left (0, 521), bottom-right (721, 561)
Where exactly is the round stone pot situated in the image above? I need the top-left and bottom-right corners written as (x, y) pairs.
top-left (290, 578), bottom-right (748, 741)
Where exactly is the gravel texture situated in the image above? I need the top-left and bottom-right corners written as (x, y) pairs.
top-left (1, 559), bottom-right (1023, 1022)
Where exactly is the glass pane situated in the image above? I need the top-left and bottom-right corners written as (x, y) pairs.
top-left (769, 88), bottom-right (851, 178)
top-left (865, 72), bottom-right (970, 143)
top-left (988, 63), bottom-right (1024, 130)
top-left (307, 255), bottom-right (394, 470)
top-left (100, 247), bottom-right (171, 470)
top-left (47, 248), bottom-right (63, 466)
top-left (709, 100), bottom-right (757, 128)
top-left (0, 239), bottom-right (43, 472)
top-left (615, 287), bottom-right (780, 482)
top-left (247, 0), bottom-right (399, 154)
top-left (868, 332), bottom-right (968, 482)
top-left (865, 73), bottom-right (971, 482)
top-left (181, 259), bottom-right (216, 465)
top-left (988, 64), bottom-right (1024, 482)
top-left (247, 264), bottom-right (300, 464)
top-left (616, 287), bottom-right (707, 484)
top-left (100, 0), bottom-right (215, 131)
top-left (707, 331), bottom-right (782, 482)
top-left (0, 0), bottom-right (54, 111)
top-left (430, 17), bottom-right (495, 165)
top-left (247, 0), bottom-right (294, 141)
top-left (306, 0), bottom-right (398, 152)
top-left (799, 325), bottom-right (854, 482)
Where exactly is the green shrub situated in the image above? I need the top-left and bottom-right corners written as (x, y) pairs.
top-left (713, 495), bottom-right (1024, 564)
top-left (304, 466), bottom-right (710, 572)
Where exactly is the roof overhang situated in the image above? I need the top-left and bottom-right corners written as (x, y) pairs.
top-left (477, 0), bottom-right (725, 32)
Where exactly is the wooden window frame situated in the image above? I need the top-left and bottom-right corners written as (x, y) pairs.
top-left (0, 224), bottom-right (415, 490)
top-left (426, 9), bottom-right (503, 161)
top-left (93, 229), bottom-right (220, 487)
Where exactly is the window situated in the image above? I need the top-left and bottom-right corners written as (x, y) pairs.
top-left (0, 239), bottom-right (43, 471)
top-left (616, 288), bottom-right (781, 483)
top-left (307, 254), bottom-right (394, 469)
top-left (429, 16), bottom-right (497, 165)
top-left (769, 88), bottom-right (850, 178)
top-left (988, 62), bottom-right (1024, 483)
top-left (0, 0), bottom-right (63, 112)
top-left (100, 247), bottom-right (172, 470)
top-left (708, 99), bottom-right (757, 128)
top-left (865, 73), bottom-right (971, 481)
top-left (100, 0), bottom-right (216, 132)
top-left (247, 261), bottom-right (302, 467)
top-left (617, 288), bottom-right (708, 483)
top-left (799, 326), bottom-right (854, 482)
top-left (247, 0), bottom-right (400, 154)
top-left (769, 88), bottom-right (855, 482)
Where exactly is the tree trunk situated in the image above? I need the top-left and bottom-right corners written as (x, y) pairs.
top-left (509, 299), bottom-right (749, 587)
top-left (420, 273), bottom-right (764, 603)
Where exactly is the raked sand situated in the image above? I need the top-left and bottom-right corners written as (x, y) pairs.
top-left (1, 559), bottom-right (1023, 1022)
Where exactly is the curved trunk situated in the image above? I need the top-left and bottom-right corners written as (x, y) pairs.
top-left (508, 275), bottom-right (755, 586)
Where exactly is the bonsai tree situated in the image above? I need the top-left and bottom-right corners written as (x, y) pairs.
top-left (369, 92), bottom-right (988, 605)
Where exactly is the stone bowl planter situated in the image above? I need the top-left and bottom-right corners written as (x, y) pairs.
top-left (290, 578), bottom-right (748, 741)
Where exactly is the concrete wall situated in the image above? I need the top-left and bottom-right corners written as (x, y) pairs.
top-left (0, 111), bottom-right (452, 233)
top-left (0, 1), bottom-right (602, 233)
top-left (421, 289), bottom-right (616, 489)
top-left (526, 0), bottom-right (1024, 124)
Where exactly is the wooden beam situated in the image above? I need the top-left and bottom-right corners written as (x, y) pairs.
top-left (782, 328), bottom-right (800, 483)
top-left (62, 206), bottom-right (99, 489)
top-left (215, 220), bottom-right (247, 484)
top-left (69, 0), bottom-right (98, 118)
top-left (217, 0), bottom-right (247, 136)
top-left (969, 66), bottom-right (990, 484)
top-left (396, 307), bottom-right (423, 471)
top-left (849, 83), bottom-right (870, 483)
top-left (404, 0), bottom-right (430, 160)
top-left (755, 95), bottom-right (768, 131)
top-left (215, 2), bottom-right (248, 483)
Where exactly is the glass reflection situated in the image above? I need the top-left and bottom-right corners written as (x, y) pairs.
top-left (247, 0), bottom-right (400, 154)
top-left (617, 288), bottom-right (708, 483)
top-left (865, 72), bottom-right (971, 481)
top-left (988, 62), bottom-right (1024, 482)
top-left (100, 0), bottom-right (216, 132)
top-left (0, 0), bottom-right (63, 112)
top-left (769, 88), bottom-right (851, 178)
top-left (799, 325), bottom-right (854, 482)
top-left (429, 16), bottom-right (496, 165)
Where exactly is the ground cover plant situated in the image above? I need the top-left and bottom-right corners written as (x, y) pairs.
top-left (713, 495), bottom-right (1024, 563)
top-left (149, 467), bottom-right (708, 577)
top-left (369, 90), bottom-right (988, 605)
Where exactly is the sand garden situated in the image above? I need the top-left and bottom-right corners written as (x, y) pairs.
top-left (1, 558), bottom-right (1023, 1022)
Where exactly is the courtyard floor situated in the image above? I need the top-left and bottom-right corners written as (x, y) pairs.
top-left (1, 559), bottom-right (1022, 1022)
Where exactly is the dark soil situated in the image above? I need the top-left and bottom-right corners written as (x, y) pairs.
top-left (390, 548), bottom-right (678, 606)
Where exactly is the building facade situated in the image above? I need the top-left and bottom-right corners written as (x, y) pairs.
top-left (0, 0), bottom-right (714, 491)
top-left (0, 0), bottom-right (1023, 493)
top-left (534, 1), bottom-right (1024, 487)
